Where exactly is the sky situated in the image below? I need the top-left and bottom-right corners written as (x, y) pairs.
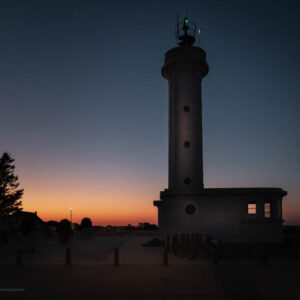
top-left (0, 0), bottom-right (299, 225)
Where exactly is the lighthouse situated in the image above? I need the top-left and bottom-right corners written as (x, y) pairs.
top-left (162, 17), bottom-right (208, 191)
top-left (154, 17), bottom-right (287, 242)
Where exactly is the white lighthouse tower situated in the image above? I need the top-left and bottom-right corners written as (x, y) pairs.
top-left (154, 17), bottom-right (287, 242)
top-left (163, 17), bottom-right (208, 191)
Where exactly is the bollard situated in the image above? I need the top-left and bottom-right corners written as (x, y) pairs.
top-left (186, 234), bottom-right (191, 258)
top-left (173, 235), bottom-right (179, 255)
top-left (166, 235), bottom-right (170, 253)
top-left (16, 248), bottom-right (22, 267)
top-left (66, 248), bottom-right (71, 266)
top-left (205, 236), bottom-right (211, 260)
top-left (261, 245), bottom-right (268, 265)
top-left (195, 234), bottom-right (200, 257)
top-left (184, 234), bottom-right (189, 257)
top-left (114, 247), bottom-right (119, 266)
top-left (180, 234), bottom-right (185, 256)
top-left (163, 247), bottom-right (168, 265)
top-left (171, 235), bottom-right (176, 254)
top-left (188, 235), bottom-right (195, 260)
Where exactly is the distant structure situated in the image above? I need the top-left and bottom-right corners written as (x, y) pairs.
top-left (154, 17), bottom-right (287, 242)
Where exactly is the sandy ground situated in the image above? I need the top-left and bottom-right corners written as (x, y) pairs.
top-left (0, 235), bottom-right (300, 299)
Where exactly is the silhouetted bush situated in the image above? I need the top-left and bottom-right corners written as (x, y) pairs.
top-left (46, 220), bottom-right (59, 229)
top-left (80, 218), bottom-right (93, 239)
top-left (80, 217), bottom-right (92, 228)
top-left (138, 222), bottom-right (158, 230)
top-left (58, 219), bottom-right (70, 231)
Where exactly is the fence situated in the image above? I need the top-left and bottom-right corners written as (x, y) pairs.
top-left (166, 233), bottom-right (300, 265)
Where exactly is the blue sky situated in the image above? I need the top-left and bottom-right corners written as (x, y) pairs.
top-left (0, 0), bottom-right (299, 224)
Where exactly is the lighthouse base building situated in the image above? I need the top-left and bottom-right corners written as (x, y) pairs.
top-left (154, 187), bottom-right (286, 242)
top-left (153, 18), bottom-right (287, 243)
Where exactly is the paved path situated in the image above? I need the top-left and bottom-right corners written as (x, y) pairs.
top-left (0, 236), bottom-right (300, 299)
top-left (0, 234), bottom-right (131, 265)
top-left (105, 236), bottom-right (199, 264)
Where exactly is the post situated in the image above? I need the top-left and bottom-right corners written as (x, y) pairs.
top-left (186, 234), bottom-right (191, 258)
top-left (163, 247), bottom-right (168, 265)
top-left (171, 235), bottom-right (176, 254)
top-left (188, 235), bottom-right (195, 260)
top-left (173, 234), bottom-right (179, 254)
top-left (180, 234), bottom-right (185, 256)
top-left (114, 247), bottom-right (119, 266)
top-left (66, 248), bottom-right (71, 266)
top-left (16, 248), bottom-right (22, 267)
top-left (166, 235), bottom-right (170, 253)
top-left (205, 235), bottom-right (211, 260)
top-left (195, 234), bottom-right (200, 256)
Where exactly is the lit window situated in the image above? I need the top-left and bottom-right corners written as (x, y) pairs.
top-left (264, 203), bottom-right (271, 218)
top-left (247, 203), bottom-right (256, 214)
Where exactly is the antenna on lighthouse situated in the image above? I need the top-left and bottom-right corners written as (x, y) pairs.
top-left (175, 15), bottom-right (196, 46)
top-left (185, 0), bottom-right (189, 18)
top-left (197, 27), bottom-right (204, 47)
top-left (176, 13), bottom-right (180, 41)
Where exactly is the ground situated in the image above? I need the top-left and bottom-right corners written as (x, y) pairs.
top-left (0, 233), bottom-right (299, 299)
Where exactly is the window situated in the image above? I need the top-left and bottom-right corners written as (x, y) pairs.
top-left (185, 204), bottom-right (196, 215)
top-left (247, 203), bottom-right (256, 214)
top-left (184, 141), bottom-right (191, 148)
top-left (184, 177), bottom-right (191, 185)
top-left (183, 105), bottom-right (190, 112)
top-left (264, 203), bottom-right (271, 218)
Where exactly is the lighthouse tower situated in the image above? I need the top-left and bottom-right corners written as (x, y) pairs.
top-left (154, 17), bottom-right (286, 242)
top-left (163, 17), bottom-right (208, 191)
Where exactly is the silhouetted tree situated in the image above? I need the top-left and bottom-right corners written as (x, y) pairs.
top-left (46, 220), bottom-right (59, 229)
top-left (81, 217), bottom-right (92, 228)
top-left (0, 152), bottom-right (23, 216)
top-left (125, 224), bottom-right (135, 230)
top-left (58, 219), bottom-right (71, 231)
top-left (58, 219), bottom-right (71, 243)
top-left (139, 222), bottom-right (158, 230)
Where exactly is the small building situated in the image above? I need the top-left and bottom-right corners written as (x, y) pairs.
top-left (155, 187), bottom-right (286, 242)
top-left (12, 211), bottom-right (44, 232)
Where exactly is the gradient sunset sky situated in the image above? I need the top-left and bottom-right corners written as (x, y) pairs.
top-left (1, 0), bottom-right (299, 225)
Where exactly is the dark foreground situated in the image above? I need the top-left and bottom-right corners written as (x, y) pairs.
top-left (0, 237), bottom-right (299, 299)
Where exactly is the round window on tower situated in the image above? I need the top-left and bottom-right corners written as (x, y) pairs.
top-left (184, 141), bottom-right (191, 148)
top-left (183, 105), bottom-right (190, 112)
top-left (185, 204), bottom-right (197, 215)
top-left (184, 177), bottom-right (191, 185)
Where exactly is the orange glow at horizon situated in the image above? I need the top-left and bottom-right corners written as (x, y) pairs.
top-left (22, 189), bottom-right (158, 226)
top-left (20, 166), bottom-right (161, 226)
top-left (18, 161), bottom-right (300, 226)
